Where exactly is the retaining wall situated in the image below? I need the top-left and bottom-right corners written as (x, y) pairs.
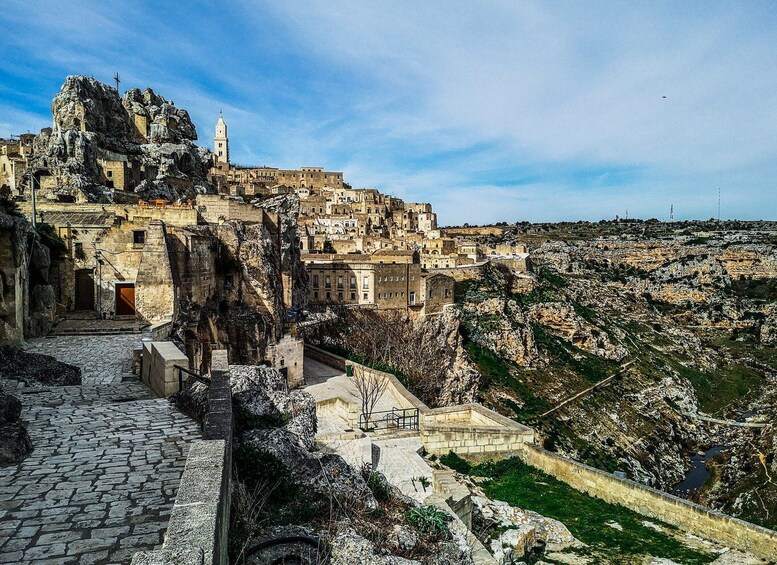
top-left (304, 343), bottom-right (346, 372)
top-left (514, 443), bottom-right (777, 560)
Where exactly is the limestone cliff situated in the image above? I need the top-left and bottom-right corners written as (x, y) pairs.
top-left (28, 75), bottom-right (213, 203)
top-left (169, 195), bottom-right (306, 369)
top-left (0, 207), bottom-right (59, 343)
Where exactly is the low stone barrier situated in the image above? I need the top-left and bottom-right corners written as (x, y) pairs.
top-left (422, 404), bottom-right (534, 458)
top-left (304, 343), bottom-right (346, 371)
top-left (142, 341), bottom-right (189, 397)
top-left (514, 443), bottom-right (777, 560)
top-left (132, 351), bottom-right (233, 565)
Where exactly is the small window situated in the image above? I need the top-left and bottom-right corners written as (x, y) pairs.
top-left (107, 170), bottom-right (113, 178)
top-left (363, 293), bottom-right (368, 300)
top-left (133, 230), bottom-right (146, 245)
top-left (350, 292), bottom-right (356, 300)
top-left (314, 291), bottom-right (319, 299)
top-left (225, 274), bottom-right (234, 289)
top-left (313, 275), bottom-right (319, 288)
top-left (74, 242), bottom-right (84, 257)
top-left (350, 276), bottom-right (356, 289)
top-left (326, 291), bottom-right (331, 299)
top-left (338, 291), bottom-right (343, 300)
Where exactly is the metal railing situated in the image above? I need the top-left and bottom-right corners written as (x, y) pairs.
top-left (175, 364), bottom-right (211, 391)
top-left (359, 407), bottom-right (419, 432)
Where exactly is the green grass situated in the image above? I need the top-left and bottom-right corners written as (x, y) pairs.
top-left (462, 457), bottom-right (714, 564)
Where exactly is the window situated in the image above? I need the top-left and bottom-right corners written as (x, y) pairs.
top-left (338, 291), bottom-right (343, 300)
top-left (445, 288), bottom-right (451, 298)
top-left (74, 242), bottom-right (84, 258)
top-left (326, 291), bottom-right (331, 299)
top-left (313, 275), bottom-right (319, 288)
top-left (107, 170), bottom-right (113, 178)
top-left (224, 274), bottom-right (234, 289)
top-left (409, 292), bottom-right (416, 305)
top-left (363, 293), bottom-right (368, 300)
top-left (218, 143), bottom-right (223, 148)
top-left (325, 276), bottom-right (331, 288)
top-left (337, 276), bottom-right (343, 289)
top-left (429, 289), bottom-right (434, 298)
top-left (133, 230), bottom-right (146, 245)
top-left (350, 292), bottom-right (356, 300)
top-left (350, 276), bottom-right (356, 289)
top-left (314, 291), bottom-right (319, 299)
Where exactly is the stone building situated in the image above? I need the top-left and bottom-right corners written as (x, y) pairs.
top-left (302, 249), bottom-right (453, 315)
top-left (0, 134), bottom-right (34, 197)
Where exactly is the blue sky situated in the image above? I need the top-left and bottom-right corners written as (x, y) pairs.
top-left (2, 1), bottom-right (777, 224)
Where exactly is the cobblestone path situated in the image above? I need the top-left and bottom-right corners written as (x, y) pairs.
top-left (0, 336), bottom-right (201, 564)
top-left (24, 335), bottom-right (140, 386)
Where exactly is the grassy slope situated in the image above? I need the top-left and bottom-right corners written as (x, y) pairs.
top-left (443, 454), bottom-right (714, 565)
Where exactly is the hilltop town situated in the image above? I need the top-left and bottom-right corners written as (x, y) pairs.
top-left (1, 76), bottom-right (776, 565)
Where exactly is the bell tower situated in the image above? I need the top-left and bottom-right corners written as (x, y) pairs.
top-left (214, 111), bottom-right (229, 166)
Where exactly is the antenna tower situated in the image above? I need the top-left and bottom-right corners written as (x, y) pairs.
top-left (670, 204), bottom-right (674, 221)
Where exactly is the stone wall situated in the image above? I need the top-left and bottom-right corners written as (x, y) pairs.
top-left (304, 344), bottom-right (346, 371)
top-left (269, 333), bottom-right (305, 388)
top-left (514, 443), bottom-right (777, 560)
top-left (135, 221), bottom-right (175, 323)
top-left (427, 263), bottom-right (487, 282)
top-left (142, 341), bottom-right (190, 397)
top-left (196, 195), bottom-right (264, 224)
top-left (421, 404), bottom-right (535, 458)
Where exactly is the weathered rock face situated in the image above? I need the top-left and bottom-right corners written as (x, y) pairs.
top-left (460, 295), bottom-right (539, 367)
top-left (418, 309), bottom-right (481, 406)
top-left (529, 301), bottom-right (628, 361)
top-left (0, 345), bottom-right (82, 386)
top-left (0, 210), bottom-right (58, 343)
top-left (170, 194), bottom-right (306, 369)
top-left (28, 75), bottom-right (213, 203)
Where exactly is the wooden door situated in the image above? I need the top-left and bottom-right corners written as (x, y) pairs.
top-left (115, 283), bottom-right (136, 316)
top-left (74, 269), bottom-right (95, 310)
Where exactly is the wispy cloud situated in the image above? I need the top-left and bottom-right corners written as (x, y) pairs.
top-left (1, 1), bottom-right (776, 223)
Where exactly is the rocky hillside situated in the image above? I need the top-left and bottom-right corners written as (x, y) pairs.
top-left (462, 219), bottom-right (777, 527)
top-left (29, 75), bottom-right (213, 202)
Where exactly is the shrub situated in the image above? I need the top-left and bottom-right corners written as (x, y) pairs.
top-left (405, 505), bottom-right (452, 540)
top-left (360, 463), bottom-right (391, 502)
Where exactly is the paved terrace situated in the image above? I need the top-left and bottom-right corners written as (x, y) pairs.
top-left (0, 333), bottom-right (200, 564)
top-left (303, 357), bottom-right (435, 504)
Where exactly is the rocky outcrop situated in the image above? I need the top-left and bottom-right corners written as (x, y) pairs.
top-left (529, 302), bottom-right (628, 361)
top-left (169, 194), bottom-right (306, 368)
top-left (460, 296), bottom-right (539, 367)
top-left (0, 391), bottom-right (32, 466)
top-left (28, 75), bottom-right (213, 203)
top-left (0, 345), bottom-right (82, 386)
top-left (0, 209), bottom-right (59, 343)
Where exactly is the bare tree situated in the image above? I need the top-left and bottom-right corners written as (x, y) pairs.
top-left (352, 364), bottom-right (388, 430)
